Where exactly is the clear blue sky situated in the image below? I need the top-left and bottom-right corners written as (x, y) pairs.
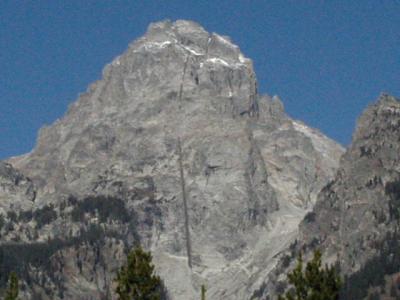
top-left (1, 1), bottom-right (399, 159)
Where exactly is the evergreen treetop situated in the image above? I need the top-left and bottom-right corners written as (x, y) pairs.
top-left (115, 246), bottom-right (167, 300)
top-left (5, 271), bottom-right (19, 300)
top-left (278, 250), bottom-right (341, 300)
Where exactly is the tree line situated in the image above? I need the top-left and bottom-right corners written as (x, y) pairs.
top-left (3, 246), bottom-right (343, 300)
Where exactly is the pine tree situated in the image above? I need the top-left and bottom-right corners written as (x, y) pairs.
top-left (115, 246), bottom-right (167, 300)
top-left (5, 271), bottom-right (19, 300)
top-left (278, 250), bottom-right (341, 300)
top-left (201, 284), bottom-right (206, 300)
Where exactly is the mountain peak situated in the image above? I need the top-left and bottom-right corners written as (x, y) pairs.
top-left (352, 93), bottom-right (400, 143)
top-left (146, 19), bottom-right (207, 37)
top-left (377, 92), bottom-right (399, 103)
top-left (4, 20), bottom-right (345, 300)
top-left (375, 93), bottom-right (400, 115)
top-left (143, 19), bottom-right (208, 47)
top-left (124, 19), bottom-right (250, 68)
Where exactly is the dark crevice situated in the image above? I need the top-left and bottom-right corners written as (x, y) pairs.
top-left (177, 138), bottom-right (192, 268)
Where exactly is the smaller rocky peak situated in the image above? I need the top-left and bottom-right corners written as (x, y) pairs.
top-left (375, 93), bottom-right (400, 116)
top-left (352, 93), bottom-right (400, 144)
top-left (376, 92), bottom-right (399, 105)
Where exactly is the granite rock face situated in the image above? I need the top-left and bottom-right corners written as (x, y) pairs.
top-left (263, 94), bottom-right (400, 299)
top-left (300, 94), bottom-right (400, 270)
top-left (1, 20), bottom-right (343, 299)
top-left (0, 162), bottom-right (36, 211)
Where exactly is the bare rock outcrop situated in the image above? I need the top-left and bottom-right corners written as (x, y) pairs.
top-left (263, 94), bottom-right (400, 300)
top-left (1, 20), bottom-right (343, 299)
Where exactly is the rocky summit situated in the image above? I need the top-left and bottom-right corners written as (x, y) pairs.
top-left (262, 94), bottom-right (400, 300)
top-left (1, 20), bottom-right (344, 299)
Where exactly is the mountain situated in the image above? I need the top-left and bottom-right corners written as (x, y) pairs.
top-left (262, 93), bottom-right (400, 300)
top-left (1, 20), bottom-right (343, 299)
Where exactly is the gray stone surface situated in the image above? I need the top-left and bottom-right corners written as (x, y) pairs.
top-left (262, 93), bottom-right (400, 299)
top-left (1, 20), bottom-right (343, 299)
top-left (0, 161), bottom-right (36, 211)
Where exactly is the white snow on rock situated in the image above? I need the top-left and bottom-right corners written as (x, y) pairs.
top-left (180, 45), bottom-right (204, 56)
top-left (133, 40), bottom-right (173, 53)
top-left (239, 54), bottom-right (249, 64)
top-left (215, 34), bottom-right (236, 48)
top-left (206, 57), bottom-right (246, 69)
top-left (206, 57), bottom-right (230, 67)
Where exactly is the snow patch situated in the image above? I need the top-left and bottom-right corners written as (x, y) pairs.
top-left (215, 34), bottom-right (235, 47)
top-left (180, 45), bottom-right (204, 56)
top-left (150, 41), bottom-right (172, 48)
top-left (207, 57), bottom-right (230, 67)
top-left (238, 54), bottom-right (248, 63)
top-left (206, 57), bottom-right (245, 69)
top-left (133, 40), bottom-right (172, 52)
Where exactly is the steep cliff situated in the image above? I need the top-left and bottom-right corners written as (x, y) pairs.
top-left (264, 94), bottom-right (400, 300)
top-left (1, 20), bottom-right (343, 299)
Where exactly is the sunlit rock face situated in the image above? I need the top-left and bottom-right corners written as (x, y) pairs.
top-left (262, 94), bottom-right (400, 299)
top-left (3, 20), bottom-right (343, 299)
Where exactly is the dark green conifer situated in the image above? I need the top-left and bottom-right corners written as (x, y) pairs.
top-left (5, 271), bottom-right (19, 300)
top-left (115, 246), bottom-right (167, 300)
top-left (201, 284), bottom-right (206, 300)
top-left (278, 250), bottom-right (341, 300)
